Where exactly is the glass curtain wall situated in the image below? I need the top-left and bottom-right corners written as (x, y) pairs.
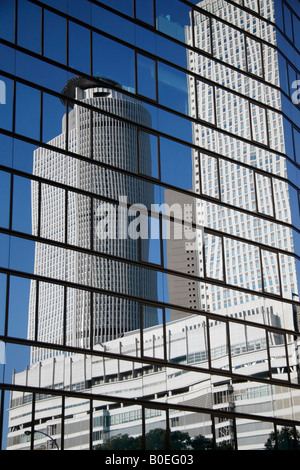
top-left (0, 0), bottom-right (300, 451)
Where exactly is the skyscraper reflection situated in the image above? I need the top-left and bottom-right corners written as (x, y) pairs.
top-left (28, 77), bottom-right (158, 363)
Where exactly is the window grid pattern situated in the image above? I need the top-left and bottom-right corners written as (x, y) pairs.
top-left (0, 0), bottom-right (300, 451)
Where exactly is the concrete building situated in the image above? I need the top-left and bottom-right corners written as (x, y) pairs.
top-left (184, 0), bottom-right (298, 333)
top-left (7, 312), bottom-right (300, 450)
top-left (164, 189), bottom-right (201, 320)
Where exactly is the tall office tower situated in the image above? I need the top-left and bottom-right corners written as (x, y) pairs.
top-left (185, 0), bottom-right (298, 332)
top-left (3, 0), bottom-right (300, 452)
top-left (28, 77), bottom-right (158, 364)
top-left (165, 189), bottom-right (201, 319)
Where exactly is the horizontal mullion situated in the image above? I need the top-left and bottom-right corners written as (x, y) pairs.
top-left (183, 0), bottom-right (300, 58)
top-left (0, 258), bottom-right (299, 328)
top-left (1, 161), bottom-right (299, 261)
top-left (2, 217), bottom-right (300, 295)
top-left (1, 38), bottom-right (300, 153)
top-left (0, 66), bottom-right (299, 187)
top-left (1, 141), bottom-right (300, 246)
top-left (1, 336), bottom-right (300, 396)
top-left (24, 0), bottom-right (300, 127)
top-left (1, 118), bottom-right (300, 239)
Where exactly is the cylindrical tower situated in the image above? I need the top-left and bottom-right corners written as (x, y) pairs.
top-left (28, 77), bottom-right (158, 363)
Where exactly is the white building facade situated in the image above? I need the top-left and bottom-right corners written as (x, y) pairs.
top-left (7, 313), bottom-right (300, 450)
top-left (184, 0), bottom-right (298, 334)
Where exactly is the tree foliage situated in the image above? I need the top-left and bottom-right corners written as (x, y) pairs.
top-left (265, 427), bottom-right (300, 450)
top-left (96, 428), bottom-right (231, 450)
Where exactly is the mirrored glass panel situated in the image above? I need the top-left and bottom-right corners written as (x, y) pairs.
top-left (2, 0), bottom-right (300, 453)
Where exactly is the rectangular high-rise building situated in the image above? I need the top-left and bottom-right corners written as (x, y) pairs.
top-left (184, 0), bottom-right (298, 334)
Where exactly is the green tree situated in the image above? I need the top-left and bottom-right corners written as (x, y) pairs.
top-left (96, 428), bottom-right (236, 451)
top-left (215, 440), bottom-right (234, 450)
top-left (191, 434), bottom-right (213, 450)
top-left (96, 428), bottom-right (192, 450)
top-left (97, 433), bottom-right (141, 450)
top-left (170, 430), bottom-right (191, 450)
top-left (265, 427), bottom-right (300, 450)
top-left (145, 428), bottom-right (165, 450)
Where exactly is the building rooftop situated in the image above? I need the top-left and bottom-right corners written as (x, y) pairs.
top-left (61, 76), bottom-right (123, 107)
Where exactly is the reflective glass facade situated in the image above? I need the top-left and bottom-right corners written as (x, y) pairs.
top-left (1, 0), bottom-right (300, 451)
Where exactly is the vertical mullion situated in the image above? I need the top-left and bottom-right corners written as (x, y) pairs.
top-left (211, 415), bottom-right (216, 450)
top-left (8, 173), bottom-right (14, 232)
top-left (273, 422), bottom-right (279, 450)
top-left (212, 81), bottom-right (217, 127)
top-left (139, 303), bottom-right (144, 358)
top-left (202, 228), bottom-right (207, 281)
top-left (136, 120), bottom-right (140, 175)
top-left (284, 332), bottom-right (291, 383)
top-left (61, 395), bottom-right (65, 450)
top-left (221, 235), bottom-right (227, 287)
top-left (65, 189), bottom-right (68, 245)
top-left (209, 15), bottom-right (213, 57)
top-left (259, 247), bottom-right (265, 294)
top-left (232, 416), bottom-right (238, 450)
top-left (264, 106), bottom-right (271, 148)
top-left (162, 307), bottom-right (167, 362)
top-left (14, 0), bottom-right (18, 45)
top-left (276, 251), bottom-right (283, 298)
top-left (198, 151), bottom-right (203, 196)
top-left (191, 7), bottom-right (195, 50)
top-left (66, 18), bottom-right (69, 69)
top-left (0, 383), bottom-right (5, 450)
top-left (30, 393), bottom-right (36, 450)
top-left (165, 408), bottom-right (170, 451)
top-left (63, 285), bottom-right (67, 348)
top-left (270, 176), bottom-right (276, 219)
top-left (226, 320), bottom-right (232, 373)
top-left (206, 316), bottom-right (212, 369)
top-left (153, 0), bottom-right (156, 26)
top-left (4, 275), bottom-right (10, 339)
top-left (65, 101), bottom-right (69, 153)
top-left (253, 171), bottom-right (259, 213)
top-left (133, 0), bottom-right (136, 20)
top-left (257, 0), bottom-right (261, 17)
top-left (34, 280), bottom-right (39, 343)
top-left (244, 33), bottom-right (249, 74)
top-left (89, 399), bottom-right (93, 450)
top-left (265, 326), bottom-right (273, 380)
top-left (39, 91), bottom-right (43, 143)
top-left (141, 406), bottom-right (146, 450)
top-left (90, 197), bottom-right (94, 251)
top-left (194, 75), bottom-right (199, 121)
top-left (90, 289), bottom-right (94, 351)
top-left (157, 135), bottom-right (161, 182)
top-left (37, 181), bottom-right (42, 238)
top-left (159, 212), bottom-right (164, 268)
top-left (41, 6), bottom-right (44, 56)
top-left (259, 39), bottom-right (265, 82)
top-left (13, 0), bottom-right (17, 145)
top-left (90, 28), bottom-right (93, 77)
top-left (154, 58), bottom-right (159, 103)
top-left (135, 50), bottom-right (139, 100)
top-left (12, 80), bottom-right (16, 135)
top-left (216, 156), bottom-right (221, 202)
top-left (248, 99), bottom-right (254, 143)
